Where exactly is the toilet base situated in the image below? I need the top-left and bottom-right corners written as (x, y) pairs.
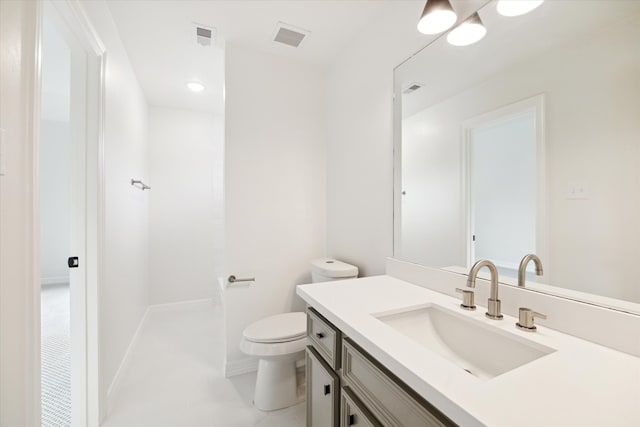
top-left (254, 357), bottom-right (300, 411)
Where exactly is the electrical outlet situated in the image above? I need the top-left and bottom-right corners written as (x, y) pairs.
top-left (567, 182), bottom-right (589, 200)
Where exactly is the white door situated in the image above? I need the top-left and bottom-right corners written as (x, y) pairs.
top-left (463, 95), bottom-right (546, 279)
top-left (469, 111), bottom-right (537, 277)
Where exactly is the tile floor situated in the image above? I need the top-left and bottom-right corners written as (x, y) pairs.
top-left (41, 283), bottom-right (72, 427)
top-left (102, 300), bottom-right (306, 427)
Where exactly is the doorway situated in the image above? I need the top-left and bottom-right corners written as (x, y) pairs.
top-left (38, 2), bottom-right (104, 426)
top-left (40, 6), bottom-right (85, 427)
top-left (462, 95), bottom-right (546, 279)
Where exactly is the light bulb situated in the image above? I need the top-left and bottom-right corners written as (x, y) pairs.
top-left (446, 13), bottom-right (486, 46)
top-left (497, 0), bottom-right (544, 17)
top-left (417, 0), bottom-right (457, 35)
top-left (186, 81), bottom-right (205, 92)
top-left (418, 9), bottom-right (457, 34)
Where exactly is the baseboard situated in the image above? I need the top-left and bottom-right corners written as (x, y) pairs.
top-left (41, 276), bottom-right (69, 286)
top-left (224, 357), bottom-right (258, 378)
top-left (147, 298), bottom-right (213, 313)
top-left (106, 306), bottom-right (151, 414)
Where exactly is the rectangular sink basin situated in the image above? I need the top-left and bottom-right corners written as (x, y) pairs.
top-left (374, 304), bottom-right (555, 380)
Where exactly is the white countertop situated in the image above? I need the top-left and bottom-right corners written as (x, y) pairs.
top-left (297, 275), bottom-right (640, 427)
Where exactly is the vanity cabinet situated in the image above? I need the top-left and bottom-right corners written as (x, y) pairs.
top-left (306, 307), bottom-right (456, 427)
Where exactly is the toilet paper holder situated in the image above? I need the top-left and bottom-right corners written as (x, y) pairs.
top-left (227, 275), bottom-right (255, 285)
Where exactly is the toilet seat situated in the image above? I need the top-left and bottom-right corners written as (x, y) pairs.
top-left (242, 312), bottom-right (306, 344)
top-left (240, 336), bottom-right (307, 358)
top-left (240, 312), bottom-right (307, 358)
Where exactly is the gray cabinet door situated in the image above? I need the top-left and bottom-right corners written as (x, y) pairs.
top-left (307, 346), bottom-right (340, 427)
top-left (341, 386), bottom-right (382, 427)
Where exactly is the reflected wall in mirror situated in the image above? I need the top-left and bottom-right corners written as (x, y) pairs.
top-left (394, 0), bottom-right (640, 313)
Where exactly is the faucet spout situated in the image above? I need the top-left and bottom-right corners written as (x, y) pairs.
top-left (467, 259), bottom-right (503, 319)
top-left (518, 254), bottom-right (543, 287)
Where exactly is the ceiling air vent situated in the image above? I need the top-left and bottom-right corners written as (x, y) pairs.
top-left (403, 83), bottom-right (424, 94)
top-left (194, 23), bottom-right (216, 47)
top-left (273, 22), bottom-right (310, 48)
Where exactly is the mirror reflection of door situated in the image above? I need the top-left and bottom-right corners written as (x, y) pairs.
top-left (467, 110), bottom-right (538, 279)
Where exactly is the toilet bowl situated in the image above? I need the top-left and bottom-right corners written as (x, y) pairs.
top-left (240, 258), bottom-right (358, 411)
top-left (240, 312), bottom-right (307, 411)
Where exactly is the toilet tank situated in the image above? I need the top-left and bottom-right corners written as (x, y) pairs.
top-left (311, 258), bottom-right (358, 283)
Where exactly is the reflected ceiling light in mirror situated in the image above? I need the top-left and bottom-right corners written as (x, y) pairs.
top-left (186, 81), bottom-right (205, 92)
top-left (497, 0), bottom-right (544, 17)
top-left (446, 12), bottom-right (486, 46)
top-left (417, 0), bottom-right (457, 35)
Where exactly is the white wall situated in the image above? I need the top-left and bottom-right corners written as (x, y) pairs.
top-left (40, 120), bottom-right (71, 285)
top-left (324, 2), bottom-right (478, 277)
top-left (399, 113), bottom-right (463, 268)
top-left (80, 0), bottom-right (151, 409)
top-left (39, 13), bottom-right (71, 286)
top-left (0, 1), bottom-right (40, 424)
top-left (148, 107), bottom-right (224, 305)
top-left (325, 62), bottom-right (394, 277)
top-left (223, 43), bottom-right (326, 373)
top-left (40, 13), bottom-right (70, 123)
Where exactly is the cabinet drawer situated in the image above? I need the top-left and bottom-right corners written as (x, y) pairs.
top-left (307, 346), bottom-right (340, 427)
top-left (307, 307), bottom-right (341, 370)
top-left (341, 386), bottom-right (383, 427)
top-left (342, 338), bottom-right (456, 427)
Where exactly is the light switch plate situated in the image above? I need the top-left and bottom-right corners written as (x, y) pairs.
top-left (0, 128), bottom-right (6, 176)
top-left (567, 182), bottom-right (589, 199)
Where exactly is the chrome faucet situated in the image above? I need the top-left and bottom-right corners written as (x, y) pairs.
top-left (518, 254), bottom-right (543, 287)
top-left (467, 260), bottom-right (503, 320)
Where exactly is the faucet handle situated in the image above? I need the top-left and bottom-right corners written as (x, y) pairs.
top-left (516, 307), bottom-right (547, 332)
top-left (455, 288), bottom-right (476, 311)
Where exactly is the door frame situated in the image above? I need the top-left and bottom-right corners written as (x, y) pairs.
top-left (32, 1), bottom-right (106, 425)
top-left (460, 94), bottom-right (547, 271)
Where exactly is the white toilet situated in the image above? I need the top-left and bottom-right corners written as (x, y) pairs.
top-left (240, 258), bottom-right (358, 411)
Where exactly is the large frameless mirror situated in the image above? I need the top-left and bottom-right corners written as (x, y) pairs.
top-left (394, 0), bottom-right (640, 314)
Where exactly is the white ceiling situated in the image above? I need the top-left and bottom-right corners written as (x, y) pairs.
top-left (106, 0), bottom-right (419, 115)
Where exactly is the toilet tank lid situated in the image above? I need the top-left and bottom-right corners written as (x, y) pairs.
top-left (311, 258), bottom-right (358, 278)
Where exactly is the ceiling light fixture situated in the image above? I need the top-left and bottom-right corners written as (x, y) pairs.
top-left (446, 12), bottom-right (487, 46)
top-left (186, 81), bottom-right (205, 92)
top-left (417, 0), bottom-right (458, 35)
top-left (496, 0), bottom-right (544, 17)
